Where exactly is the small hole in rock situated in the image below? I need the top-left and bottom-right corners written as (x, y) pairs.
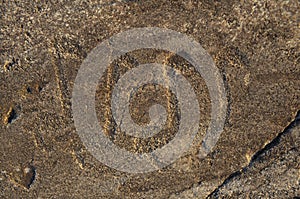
top-left (38, 85), bottom-right (42, 92)
top-left (26, 87), bottom-right (32, 93)
top-left (7, 108), bottom-right (18, 124)
top-left (23, 165), bottom-right (36, 189)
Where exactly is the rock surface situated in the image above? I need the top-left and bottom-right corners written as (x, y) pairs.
top-left (0, 0), bottom-right (299, 198)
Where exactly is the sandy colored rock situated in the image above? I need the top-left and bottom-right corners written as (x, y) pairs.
top-left (0, 0), bottom-right (299, 198)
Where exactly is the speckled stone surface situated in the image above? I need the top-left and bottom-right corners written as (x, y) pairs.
top-left (0, 0), bottom-right (299, 198)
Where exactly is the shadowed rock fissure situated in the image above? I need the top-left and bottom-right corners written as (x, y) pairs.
top-left (206, 110), bottom-right (300, 198)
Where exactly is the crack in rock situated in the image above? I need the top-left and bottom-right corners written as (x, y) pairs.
top-left (207, 110), bottom-right (300, 198)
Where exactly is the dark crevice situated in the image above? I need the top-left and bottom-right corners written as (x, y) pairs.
top-left (172, 110), bottom-right (300, 198)
top-left (26, 87), bottom-right (32, 93)
top-left (23, 165), bottom-right (36, 189)
top-left (7, 108), bottom-right (18, 124)
top-left (247, 110), bottom-right (300, 167)
top-left (207, 110), bottom-right (300, 198)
